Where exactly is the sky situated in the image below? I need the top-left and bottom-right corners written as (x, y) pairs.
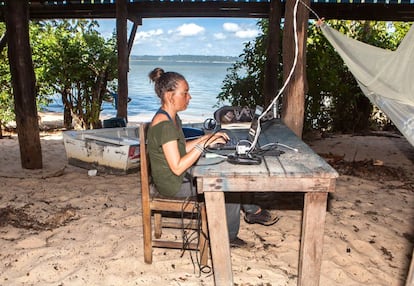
top-left (97, 18), bottom-right (261, 57)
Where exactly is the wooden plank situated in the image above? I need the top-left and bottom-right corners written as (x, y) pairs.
top-left (194, 120), bottom-right (338, 180)
top-left (298, 192), bottom-right (328, 286)
top-left (193, 159), bottom-right (269, 177)
top-left (406, 247), bottom-right (414, 286)
top-left (263, 0), bottom-right (281, 106)
top-left (116, 0), bottom-right (128, 119)
top-left (265, 154), bottom-right (337, 178)
top-left (83, 134), bottom-right (139, 145)
top-left (204, 192), bottom-right (233, 286)
top-left (196, 176), bottom-right (335, 193)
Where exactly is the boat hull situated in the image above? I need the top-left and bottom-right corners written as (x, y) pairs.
top-left (63, 127), bottom-right (140, 174)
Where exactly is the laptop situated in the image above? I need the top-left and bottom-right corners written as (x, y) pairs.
top-left (207, 105), bottom-right (263, 151)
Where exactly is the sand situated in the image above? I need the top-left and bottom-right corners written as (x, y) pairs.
top-left (0, 113), bottom-right (413, 285)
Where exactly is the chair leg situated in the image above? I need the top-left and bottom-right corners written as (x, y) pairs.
top-left (142, 205), bottom-right (153, 264)
top-left (154, 212), bottom-right (162, 239)
top-left (199, 204), bottom-right (209, 266)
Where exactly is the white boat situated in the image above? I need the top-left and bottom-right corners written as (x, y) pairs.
top-left (63, 126), bottom-right (140, 174)
top-left (62, 123), bottom-right (206, 174)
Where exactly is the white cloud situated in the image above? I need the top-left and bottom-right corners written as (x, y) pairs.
top-left (176, 23), bottom-right (205, 36)
top-left (222, 22), bottom-right (259, 39)
top-left (214, 33), bottom-right (226, 40)
top-left (235, 29), bottom-right (259, 39)
top-left (223, 22), bottom-right (240, 32)
top-left (136, 29), bottom-right (164, 41)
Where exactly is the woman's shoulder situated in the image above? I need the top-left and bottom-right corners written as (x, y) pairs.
top-left (150, 120), bottom-right (173, 130)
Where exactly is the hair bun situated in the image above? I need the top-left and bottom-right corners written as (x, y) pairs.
top-left (149, 67), bottom-right (165, 83)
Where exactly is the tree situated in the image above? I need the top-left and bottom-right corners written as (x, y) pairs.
top-left (217, 19), bottom-right (270, 108)
top-left (0, 20), bottom-right (117, 133)
top-left (218, 19), bottom-right (411, 134)
top-left (307, 20), bottom-right (410, 133)
top-left (40, 20), bottom-right (118, 129)
top-left (0, 23), bottom-right (13, 138)
top-left (5, 0), bottom-right (43, 169)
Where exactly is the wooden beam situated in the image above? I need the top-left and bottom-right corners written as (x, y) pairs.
top-left (406, 247), bottom-right (414, 286)
top-left (281, 0), bottom-right (309, 138)
top-left (263, 0), bottom-right (281, 109)
top-left (116, 0), bottom-right (129, 120)
top-left (127, 18), bottom-right (141, 57)
top-left (5, 0), bottom-right (42, 169)
top-left (0, 2), bottom-right (410, 21)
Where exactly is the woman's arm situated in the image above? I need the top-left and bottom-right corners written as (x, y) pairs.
top-left (185, 132), bottom-right (229, 153)
top-left (163, 139), bottom-right (204, 176)
top-left (165, 132), bottom-right (229, 176)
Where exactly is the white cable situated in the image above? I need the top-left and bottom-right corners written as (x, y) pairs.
top-left (248, 0), bottom-right (300, 153)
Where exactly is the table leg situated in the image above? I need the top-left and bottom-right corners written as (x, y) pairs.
top-left (298, 192), bottom-right (328, 286)
top-left (204, 191), bottom-right (233, 286)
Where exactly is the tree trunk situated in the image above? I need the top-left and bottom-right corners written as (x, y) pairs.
top-left (5, 0), bottom-right (42, 169)
top-left (116, 0), bottom-right (129, 121)
top-left (263, 0), bottom-right (282, 112)
top-left (281, 0), bottom-right (310, 138)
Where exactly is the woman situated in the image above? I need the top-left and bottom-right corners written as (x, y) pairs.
top-left (147, 67), bottom-right (278, 243)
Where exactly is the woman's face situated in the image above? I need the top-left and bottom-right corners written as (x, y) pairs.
top-left (172, 79), bottom-right (191, 112)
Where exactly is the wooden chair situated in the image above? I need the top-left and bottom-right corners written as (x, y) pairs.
top-left (139, 123), bottom-right (209, 266)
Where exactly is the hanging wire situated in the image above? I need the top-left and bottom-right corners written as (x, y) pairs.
top-left (299, 0), bottom-right (322, 21)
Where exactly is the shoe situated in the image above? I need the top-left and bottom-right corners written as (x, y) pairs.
top-left (244, 209), bottom-right (280, 226)
top-left (230, 237), bottom-right (248, 248)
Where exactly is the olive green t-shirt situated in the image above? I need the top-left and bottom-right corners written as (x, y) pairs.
top-left (147, 118), bottom-right (186, 197)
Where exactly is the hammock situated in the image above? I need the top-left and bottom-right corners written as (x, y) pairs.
top-left (319, 23), bottom-right (414, 147)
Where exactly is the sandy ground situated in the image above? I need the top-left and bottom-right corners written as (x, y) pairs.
top-left (0, 113), bottom-right (413, 285)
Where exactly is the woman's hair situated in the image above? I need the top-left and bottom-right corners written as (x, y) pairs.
top-left (148, 67), bottom-right (186, 102)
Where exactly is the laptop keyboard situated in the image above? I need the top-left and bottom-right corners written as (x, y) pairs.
top-left (207, 130), bottom-right (240, 150)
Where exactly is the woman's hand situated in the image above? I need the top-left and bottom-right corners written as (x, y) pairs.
top-left (204, 132), bottom-right (229, 147)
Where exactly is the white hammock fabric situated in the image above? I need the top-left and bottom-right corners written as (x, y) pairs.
top-left (319, 23), bottom-right (414, 147)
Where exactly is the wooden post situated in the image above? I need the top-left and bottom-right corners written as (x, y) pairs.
top-left (406, 248), bottom-right (414, 286)
top-left (116, 0), bottom-right (129, 120)
top-left (128, 17), bottom-right (141, 57)
top-left (281, 0), bottom-right (310, 138)
top-left (298, 192), bottom-right (328, 286)
top-left (263, 0), bottom-right (281, 109)
top-left (5, 0), bottom-right (42, 169)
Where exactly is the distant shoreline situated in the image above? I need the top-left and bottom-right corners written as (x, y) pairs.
top-left (36, 111), bottom-right (205, 131)
top-left (130, 54), bottom-right (238, 64)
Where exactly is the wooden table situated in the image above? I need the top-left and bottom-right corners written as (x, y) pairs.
top-left (191, 119), bottom-right (339, 286)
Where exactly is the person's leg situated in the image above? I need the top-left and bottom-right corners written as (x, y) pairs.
top-left (174, 181), bottom-right (241, 241)
top-left (173, 180), bottom-right (197, 198)
top-left (224, 193), bottom-right (241, 241)
top-left (241, 193), bottom-right (261, 214)
top-left (241, 193), bottom-right (280, 226)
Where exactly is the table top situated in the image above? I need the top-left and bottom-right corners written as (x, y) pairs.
top-left (191, 119), bottom-right (339, 193)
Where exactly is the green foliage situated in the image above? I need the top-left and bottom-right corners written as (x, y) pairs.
top-left (40, 20), bottom-right (118, 129)
top-left (219, 19), bottom-right (412, 133)
top-left (217, 19), bottom-right (268, 107)
top-left (0, 23), bottom-right (14, 128)
top-left (0, 19), bottom-right (117, 130)
top-left (307, 20), bottom-right (409, 133)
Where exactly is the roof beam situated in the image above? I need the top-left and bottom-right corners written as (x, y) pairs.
top-left (0, 2), bottom-right (413, 21)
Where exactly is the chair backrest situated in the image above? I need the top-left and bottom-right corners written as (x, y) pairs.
top-left (139, 122), bottom-right (150, 199)
top-left (139, 122), bottom-right (153, 262)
